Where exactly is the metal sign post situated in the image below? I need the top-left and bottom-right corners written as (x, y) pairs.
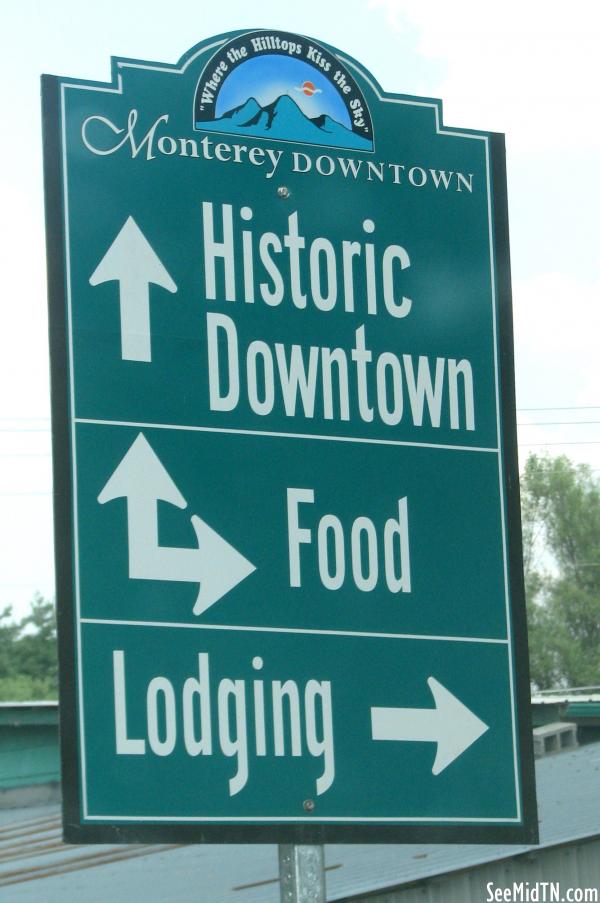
top-left (279, 845), bottom-right (326, 902)
top-left (42, 27), bottom-right (537, 846)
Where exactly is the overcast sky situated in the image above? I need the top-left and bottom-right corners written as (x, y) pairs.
top-left (1, 0), bottom-right (599, 618)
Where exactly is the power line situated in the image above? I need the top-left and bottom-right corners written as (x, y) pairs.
top-left (0, 491), bottom-right (52, 497)
top-left (518, 420), bottom-right (600, 427)
top-left (517, 406), bottom-right (600, 412)
top-left (519, 440), bottom-right (600, 446)
top-left (0, 454), bottom-right (51, 459)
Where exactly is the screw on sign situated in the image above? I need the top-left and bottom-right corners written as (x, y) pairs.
top-left (42, 27), bottom-right (536, 847)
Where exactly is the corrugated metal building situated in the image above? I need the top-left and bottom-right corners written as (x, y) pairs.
top-left (1, 736), bottom-right (600, 901)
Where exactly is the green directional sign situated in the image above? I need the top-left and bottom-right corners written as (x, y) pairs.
top-left (42, 28), bottom-right (537, 844)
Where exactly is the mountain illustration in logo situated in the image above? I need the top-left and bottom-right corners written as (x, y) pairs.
top-left (196, 94), bottom-right (372, 151)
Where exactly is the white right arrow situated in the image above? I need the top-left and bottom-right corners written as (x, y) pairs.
top-left (97, 433), bottom-right (256, 615)
top-left (89, 216), bottom-right (177, 362)
top-left (371, 677), bottom-right (489, 775)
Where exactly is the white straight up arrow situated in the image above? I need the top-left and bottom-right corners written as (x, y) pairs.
top-left (89, 216), bottom-right (177, 362)
top-left (371, 677), bottom-right (489, 775)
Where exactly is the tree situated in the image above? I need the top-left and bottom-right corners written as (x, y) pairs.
top-left (0, 606), bottom-right (20, 678)
top-left (15, 594), bottom-right (58, 689)
top-left (521, 454), bottom-right (600, 689)
top-left (0, 595), bottom-right (58, 700)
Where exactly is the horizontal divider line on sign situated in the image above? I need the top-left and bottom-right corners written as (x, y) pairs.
top-left (74, 418), bottom-right (499, 455)
top-left (80, 617), bottom-right (509, 645)
top-left (83, 813), bottom-right (522, 824)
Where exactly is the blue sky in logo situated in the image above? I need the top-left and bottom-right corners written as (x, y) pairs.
top-left (214, 55), bottom-right (352, 128)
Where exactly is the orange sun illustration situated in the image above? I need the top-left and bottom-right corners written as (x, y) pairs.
top-left (302, 81), bottom-right (317, 96)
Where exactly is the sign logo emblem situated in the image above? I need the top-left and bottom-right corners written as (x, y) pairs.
top-left (194, 30), bottom-right (374, 151)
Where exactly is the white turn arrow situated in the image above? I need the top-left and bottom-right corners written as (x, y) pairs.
top-left (371, 677), bottom-right (489, 775)
top-left (97, 433), bottom-right (256, 615)
top-left (89, 216), bottom-right (177, 362)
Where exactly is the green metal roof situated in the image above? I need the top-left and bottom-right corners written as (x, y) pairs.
top-left (0, 703), bottom-right (60, 789)
top-left (566, 702), bottom-right (600, 719)
top-left (0, 703), bottom-right (58, 728)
